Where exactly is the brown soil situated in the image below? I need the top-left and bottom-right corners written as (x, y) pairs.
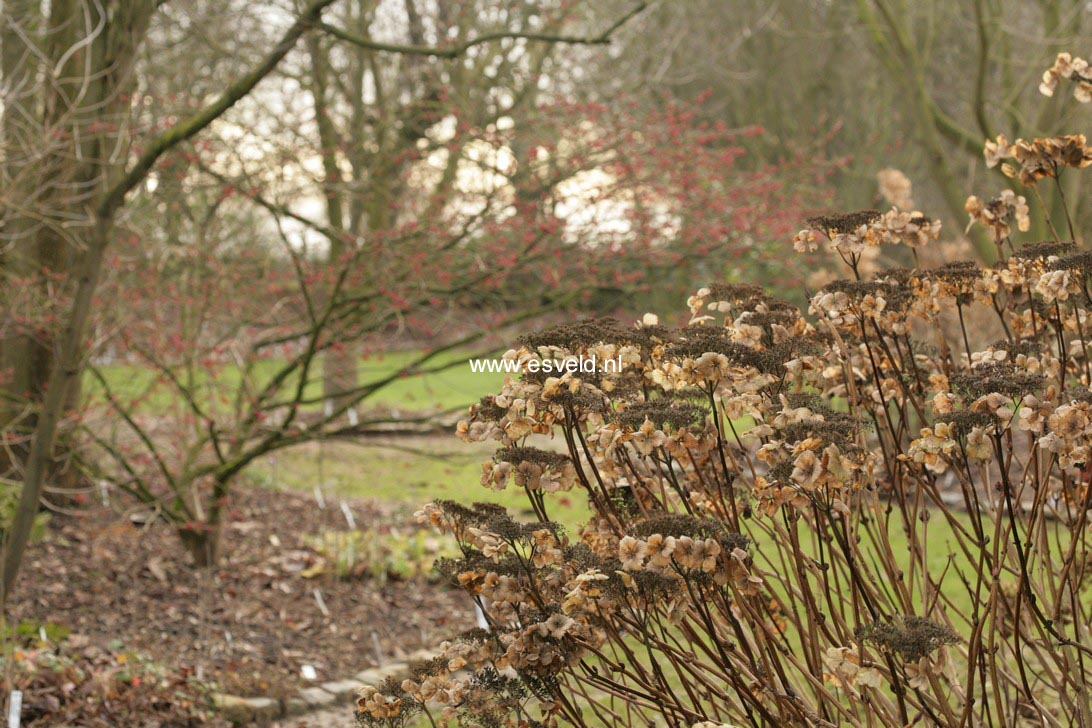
top-left (7, 486), bottom-right (474, 716)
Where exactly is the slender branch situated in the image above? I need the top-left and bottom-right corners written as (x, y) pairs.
top-left (98, 0), bottom-right (338, 221)
top-left (970, 0), bottom-right (993, 141)
top-left (317, 2), bottom-right (647, 58)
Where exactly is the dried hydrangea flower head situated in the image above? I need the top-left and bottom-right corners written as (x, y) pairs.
top-left (793, 207), bottom-right (937, 267)
top-left (795, 210), bottom-right (882, 256)
top-left (1012, 239), bottom-right (1078, 262)
top-left (876, 207), bottom-right (940, 248)
top-left (516, 317), bottom-right (638, 351)
top-left (964, 189), bottom-right (1030, 237)
top-left (484, 446), bottom-right (576, 493)
top-left (409, 96), bottom-right (1092, 723)
top-left (857, 616), bottom-right (959, 663)
top-left (686, 282), bottom-right (766, 316)
top-left (987, 134), bottom-right (1092, 184)
top-left (877, 167), bottom-right (914, 208)
top-left (949, 361), bottom-right (1045, 400)
top-left (1039, 51), bottom-right (1091, 103)
top-left (611, 398), bottom-right (708, 431)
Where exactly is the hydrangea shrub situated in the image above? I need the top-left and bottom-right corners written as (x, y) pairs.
top-left (356, 54), bottom-right (1092, 728)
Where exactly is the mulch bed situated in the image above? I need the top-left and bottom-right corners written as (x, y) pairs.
top-left (6, 486), bottom-right (475, 725)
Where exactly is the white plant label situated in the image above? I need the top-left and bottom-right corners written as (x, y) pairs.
top-left (340, 500), bottom-right (356, 529)
top-left (474, 602), bottom-right (490, 630)
top-left (313, 588), bottom-right (330, 617)
top-left (8, 690), bottom-right (22, 728)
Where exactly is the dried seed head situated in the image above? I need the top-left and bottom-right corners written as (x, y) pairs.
top-left (668, 327), bottom-right (762, 363)
top-left (706, 282), bottom-right (765, 304)
top-left (532, 386), bottom-right (609, 414)
top-left (476, 395), bottom-right (509, 422)
top-left (936, 410), bottom-right (1000, 433)
top-left (612, 399), bottom-right (708, 430)
top-left (1011, 240), bottom-right (1077, 261)
top-left (857, 615), bottom-right (959, 662)
top-left (987, 339), bottom-right (1043, 359)
top-left (806, 210), bottom-right (882, 235)
top-left (494, 446), bottom-right (571, 469)
top-left (950, 363), bottom-right (1044, 399)
top-left (1048, 250), bottom-right (1092, 274)
top-left (779, 412), bottom-right (864, 449)
top-left (518, 317), bottom-right (637, 350)
top-left (632, 321), bottom-right (677, 347)
top-left (1067, 386), bottom-right (1092, 404)
top-left (927, 260), bottom-right (981, 285)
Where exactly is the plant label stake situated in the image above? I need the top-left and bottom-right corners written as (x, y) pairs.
top-left (7, 690), bottom-right (21, 728)
top-left (474, 601), bottom-right (490, 631)
top-left (370, 630), bottom-right (383, 664)
top-left (313, 486), bottom-right (326, 510)
top-left (340, 500), bottom-right (356, 529)
top-left (313, 588), bottom-right (330, 617)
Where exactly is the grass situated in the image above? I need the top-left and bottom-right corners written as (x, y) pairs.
top-left (248, 436), bottom-right (590, 525)
top-left (251, 435), bottom-right (977, 611)
top-left (86, 348), bottom-right (508, 415)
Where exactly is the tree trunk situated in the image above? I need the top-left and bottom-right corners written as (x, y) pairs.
top-left (1, 0), bottom-right (43, 482)
top-left (305, 33), bottom-right (363, 418)
top-left (1, 0), bottom-right (154, 514)
top-left (177, 526), bottom-right (222, 569)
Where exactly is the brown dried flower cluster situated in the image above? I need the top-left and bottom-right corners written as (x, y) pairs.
top-left (965, 189), bottom-right (1030, 238)
top-left (983, 133), bottom-right (1092, 185)
top-left (1039, 51), bottom-right (1091, 103)
top-left (792, 208), bottom-right (940, 258)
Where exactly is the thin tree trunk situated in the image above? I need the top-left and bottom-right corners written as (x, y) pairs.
top-left (1, 0), bottom-right (43, 480)
top-left (306, 32), bottom-right (362, 416)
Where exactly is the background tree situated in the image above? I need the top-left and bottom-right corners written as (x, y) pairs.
top-left (592, 0), bottom-right (1088, 261)
top-left (81, 79), bottom-right (825, 566)
top-left (0, 0), bottom-right (653, 596)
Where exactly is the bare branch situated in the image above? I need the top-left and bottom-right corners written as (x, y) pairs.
top-left (98, 0), bottom-right (338, 221)
top-left (318, 1), bottom-right (647, 59)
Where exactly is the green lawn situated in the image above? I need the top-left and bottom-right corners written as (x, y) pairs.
top-left (351, 349), bottom-right (507, 412)
top-left (248, 435), bottom-right (589, 526)
top-left (251, 432), bottom-right (978, 611)
top-left (86, 348), bottom-right (508, 415)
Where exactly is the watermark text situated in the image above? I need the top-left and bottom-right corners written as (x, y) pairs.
top-left (469, 355), bottom-right (622, 375)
